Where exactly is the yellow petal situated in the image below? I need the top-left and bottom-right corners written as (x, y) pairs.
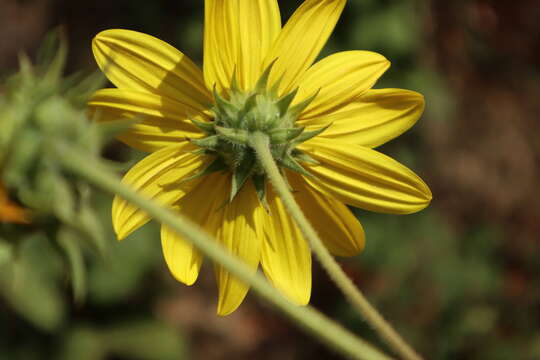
top-left (203, 0), bottom-right (281, 91)
top-left (287, 172), bottom-right (364, 257)
top-left (93, 29), bottom-right (211, 111)
top-left (160, 173), bottom-right (229, 286)
top-left (295, 51), bottom-right (389, 118)
top-left (211, 181), bottom-right (264, 316)
top-left (112, 143), bottom-right (208, 240)
top-left (298, 138), bottom-right (432, 214)
top-left (261, 187), bottom-right (311, 305)
top-left (263, 0), bottom-right (346, 95)
top-left (161, 225), bottom-right (203, 286)
top-left (89, 88), bottom-right (209, 152)
top-left (298, 89), bottom-right (425, 148)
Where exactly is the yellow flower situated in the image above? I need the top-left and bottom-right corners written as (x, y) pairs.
top-left (89, 0), bottom-right (431, 315)
top-left (0, 183), bottom-right (30, 224)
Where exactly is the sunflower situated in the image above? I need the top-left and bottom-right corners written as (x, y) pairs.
top-left (89, 0), bottom-right (431, 315)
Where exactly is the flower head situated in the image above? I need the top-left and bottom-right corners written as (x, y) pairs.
top-left (89, 0), bottom-right (431, 315)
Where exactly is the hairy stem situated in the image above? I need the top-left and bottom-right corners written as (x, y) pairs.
top-left (56, 142), bottom-right (392, 360)
top-left (250, 132), bottom-right (422, 360)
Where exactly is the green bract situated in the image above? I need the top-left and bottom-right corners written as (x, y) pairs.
top-left (189, 64), bottom-right (327, 205)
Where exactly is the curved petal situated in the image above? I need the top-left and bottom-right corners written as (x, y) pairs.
top-left (112, 143), bottom-right (208, 240)
top-left (287, 172), bottom-right (364, 257)
top-left (89, 88), bottom-right (209, 152)
top-left (263, 0), bottom-right (346, 95)
top-left (160, 173), bottom-right (229, 286)
top-left (161, 225), bottom-right (203, 286)
top-left (93, 29), bottom-right (211, 111)
top-left (211, 181), bottom-right (264, 316)
top-left (297, 89), bottom-right (425, 148)
top-left (203, 0), bottom-right (281, 91)
top-left (295, 51), bottom-right (389, 118)
top-left (298, 138), bottom-right (432, 214)
top-left (261, 187), bottom-right (311, 305)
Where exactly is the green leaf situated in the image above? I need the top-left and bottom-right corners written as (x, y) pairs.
top-left (59, 327), bottom-right (105, 360)
top-left (102, 320), bottom-right (187, 360)
top-left (0, 235), bottom-right (65, 331)
top-left (189, 117), bottom-right (215, 134)
top-left (57, 227), bottom-right (86, 303)
top-left (51, 173), bottom-right (77, 223)
top-left (40, 29), bottom-right (68, 86)
top-left (77, 199), bottom-right (107, 256)
top-left (0, 240), bottom-right (13, 266)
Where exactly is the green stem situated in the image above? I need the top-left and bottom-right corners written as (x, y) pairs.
top-left (250, 132), bottom-right (422, 360)
top-left (56, 142), bottom-right (392, 360)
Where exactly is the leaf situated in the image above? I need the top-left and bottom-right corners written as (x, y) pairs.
top-left (0, 235), bottom-right (65, 331)
top-left (0, 237), bottom-right (12, 261)
top-left (77, 192), bottom-right (107, 256)
top-left (59, 327), bottom-right (105, 360)
top-left (102, 320), bottom-right (187, 360)
top-left (57, 227), bottom-right (86, 303)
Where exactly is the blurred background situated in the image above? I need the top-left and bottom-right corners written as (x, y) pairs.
top-left (1, 0), bottom-right (539, 359)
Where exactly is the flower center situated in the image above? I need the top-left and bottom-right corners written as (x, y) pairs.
top-left (189, 65), bottom-right (327, 204)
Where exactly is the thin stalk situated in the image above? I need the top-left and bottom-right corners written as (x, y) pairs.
top-left (56, 142), bottom-right (392, 360)
top-left (250, 132), bottom-right (422, 360)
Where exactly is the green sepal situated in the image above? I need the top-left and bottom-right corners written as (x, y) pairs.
top-left (279, 154), bottom-right (313, 178)
top-left (255, 58), bottom-right (278, 93)
top-left (230, 67), bottom-right (240, 93)
top-left (188, 148), bottom-right (209, 156)
top-left (276, 88), bottom-right (298, 116)
top-left (189, 135), bottom-right (220, 150)
top-left (230, 153), bottom-right (256, 202)
top-left (269, 73), bottom-right (286, 98)
top-left (288, 89), bottom-right (320, 118)
top-left (290, 123), bottom-right (331, 147)
top-left (190, 117), bottom-right (215, 134)
top-left (269, 127), bottom-right (305, 144)
top-left (215, 126), bottom-right (249, 145)
top-left (174, 157), bottom-right (228, 186)
top-left (213, 86), bottom-right (237, 121)
top-left (237, 93), bottom-right (258, 123)
top-left (252, 174), bottom-right (270, 212)
top-left (292, 149), bottom-right (319, 165)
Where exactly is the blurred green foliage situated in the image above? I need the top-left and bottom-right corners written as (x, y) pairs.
top-left (0, 33), bottom-right (187, 360)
